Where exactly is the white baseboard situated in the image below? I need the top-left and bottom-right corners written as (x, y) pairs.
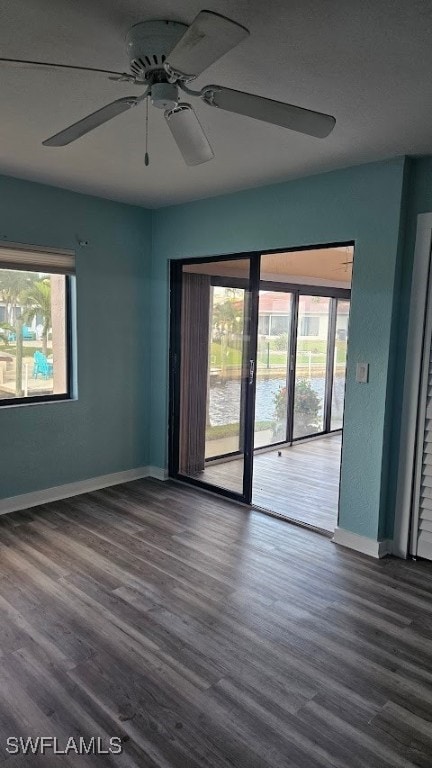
top-left (0, 466), bottom-right (155, 516)
top-left (146, 466), bottom-right (169, 481)
top-left (332, 526), bottom-right (393, 559)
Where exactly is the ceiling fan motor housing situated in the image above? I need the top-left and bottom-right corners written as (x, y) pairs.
top-left (126, 20), bottom-right (187, 80)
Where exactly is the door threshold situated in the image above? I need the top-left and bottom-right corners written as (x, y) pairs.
top-left (171, 475), bottom-right (334, 538)
top-left (251, 502), bottom-right (334, 538)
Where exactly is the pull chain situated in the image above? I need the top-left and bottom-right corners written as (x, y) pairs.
top-left (144, 96), bottom-right (149, 166)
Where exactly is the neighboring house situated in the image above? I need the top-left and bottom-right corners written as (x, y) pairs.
top-left (0, 300), bottom-right (42, 333)
top-left (257, 292), bottom-right (349, 340)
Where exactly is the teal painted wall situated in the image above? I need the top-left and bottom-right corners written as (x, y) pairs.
top-left (0, 175), bottom-right (151, 498)
top-left (151, 158), bottom-right (407, 540)
top-left (1, 156), bottom-right (422, 544)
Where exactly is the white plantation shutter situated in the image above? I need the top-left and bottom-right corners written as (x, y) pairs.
top-left (0, 242), bottom-right (75, 274)
top-left (415, 345), bottom-right (432, 559)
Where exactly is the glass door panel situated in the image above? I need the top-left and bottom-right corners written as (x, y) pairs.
top-left (206, 285), bottom-right (247, 460)
top-left (254, 291), bottom-right (292, 448)
top-left (177, 258), bottom-right (253, 498)
top-left (331, 299), bottom-right (350, 430)
top-left (293, 295), bottom-right (331, 439)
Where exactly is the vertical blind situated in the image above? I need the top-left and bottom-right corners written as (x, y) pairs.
top-left (179, 273), bottom-right (210, 476)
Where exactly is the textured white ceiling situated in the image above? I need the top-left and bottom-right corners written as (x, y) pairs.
top-left (1, 0), bottom-right (432, 207)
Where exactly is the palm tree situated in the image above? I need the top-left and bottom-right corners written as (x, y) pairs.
top-left (0, 270), bottom-right (36, 396)
top-left (21, 278), bottom-right (51, 356)
top-left (0, 321), bottom-right (14, 346)
top-left (0, 270), bottom-right (35, 325)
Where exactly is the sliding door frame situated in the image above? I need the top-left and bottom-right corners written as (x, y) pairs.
top-left (168, 241), bottom-right (354, 505)
top-left (168, 259), bottom-right (183, 481)
top-left (323, 297), bottom-right (338, 435)
top-left (168, 251), bottom-right (260, 505)
top-left (208, 274), bottom-right (254, 464)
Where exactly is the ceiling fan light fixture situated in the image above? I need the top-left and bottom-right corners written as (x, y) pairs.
top-left (150, 82), bottom-right (178, 110)
top-left (165, 103), bottom-right (214, 166)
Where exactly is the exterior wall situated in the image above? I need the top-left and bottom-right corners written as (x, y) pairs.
top-left (151, 158), bottom-right (407, 542)
top-left (316, 314), bottom-right (328, 340)
top-left (0, 174), bottom-right (151, 500)
top-left (51, 274), bottom-right (66, 394)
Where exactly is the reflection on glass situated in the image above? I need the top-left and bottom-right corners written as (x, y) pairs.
top-left (254, 291), bottom-right (292, 449)
top-left (293, 295), bottom-right (330, 439)
top-left (331, 299), bottom-right (350, 430)
top-left (178, 260), bottom-right (250, 495)
top-left (206, 286), bottom-right (246, 460)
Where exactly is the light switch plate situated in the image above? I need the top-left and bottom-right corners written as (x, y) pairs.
top-left (356, 362), bottom-right (369, 383)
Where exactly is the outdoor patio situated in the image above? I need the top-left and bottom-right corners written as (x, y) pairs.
top-left (0, 343), bottom-right (54, 398)
top-left (201, 433), bottom-right (342, 532)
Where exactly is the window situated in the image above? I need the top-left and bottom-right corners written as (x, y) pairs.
top-left (0, 243), bottom-right (74, 405)
top-left (300, 316), bottom-right (320, 337)
top-left (270, 314), bottom-right (290, 336)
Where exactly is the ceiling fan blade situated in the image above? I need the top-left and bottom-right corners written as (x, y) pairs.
top-left (0, 57), bottom-right (132, 80)
top-left (165, 11), bottom-right (249, 80)
top-left (165, 104), bottom-right (214, 166)
top-left (201, 85), bottom-right (336, 138)
top-left (43, 96), bottom-right (139, 147)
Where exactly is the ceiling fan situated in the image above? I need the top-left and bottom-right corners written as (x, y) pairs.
top-left (0, 10), bottom-right (336, 166)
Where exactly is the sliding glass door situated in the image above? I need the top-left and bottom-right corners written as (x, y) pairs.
top-left (331, 299), bottom-right (350, 431)
top-left (171, 256), bottom-right (257, 502)
top-left (293, 295), bottom-right (331, 439)
top-left (253, 290), bottom-right (350, 448)
top-left (254, 291), bottom-right (293, 449)
top-left (170, 250), bottom-right (351, 505)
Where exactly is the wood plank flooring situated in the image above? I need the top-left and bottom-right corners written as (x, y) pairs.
top-left (0, 479), bottom-right (431, 766)
top-left (201, 434), bottom-right (341, 532)
top-left (253, 435), bottom-right (341, 531)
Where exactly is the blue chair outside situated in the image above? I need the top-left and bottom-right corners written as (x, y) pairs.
top-left (22, 326), bottom-right (36, 341)
top-left (33, 351), bottom-right (53, 379)
top-left (6, 327), bottom-right (35, 342)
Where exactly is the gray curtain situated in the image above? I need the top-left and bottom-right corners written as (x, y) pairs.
top-left (179, 273), bottom-right (211, 475)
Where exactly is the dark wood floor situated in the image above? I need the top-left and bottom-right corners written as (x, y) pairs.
top-left (0, 478), bottom-right (432, 766)
top-left (201, 434), bottom-right (341, 532)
